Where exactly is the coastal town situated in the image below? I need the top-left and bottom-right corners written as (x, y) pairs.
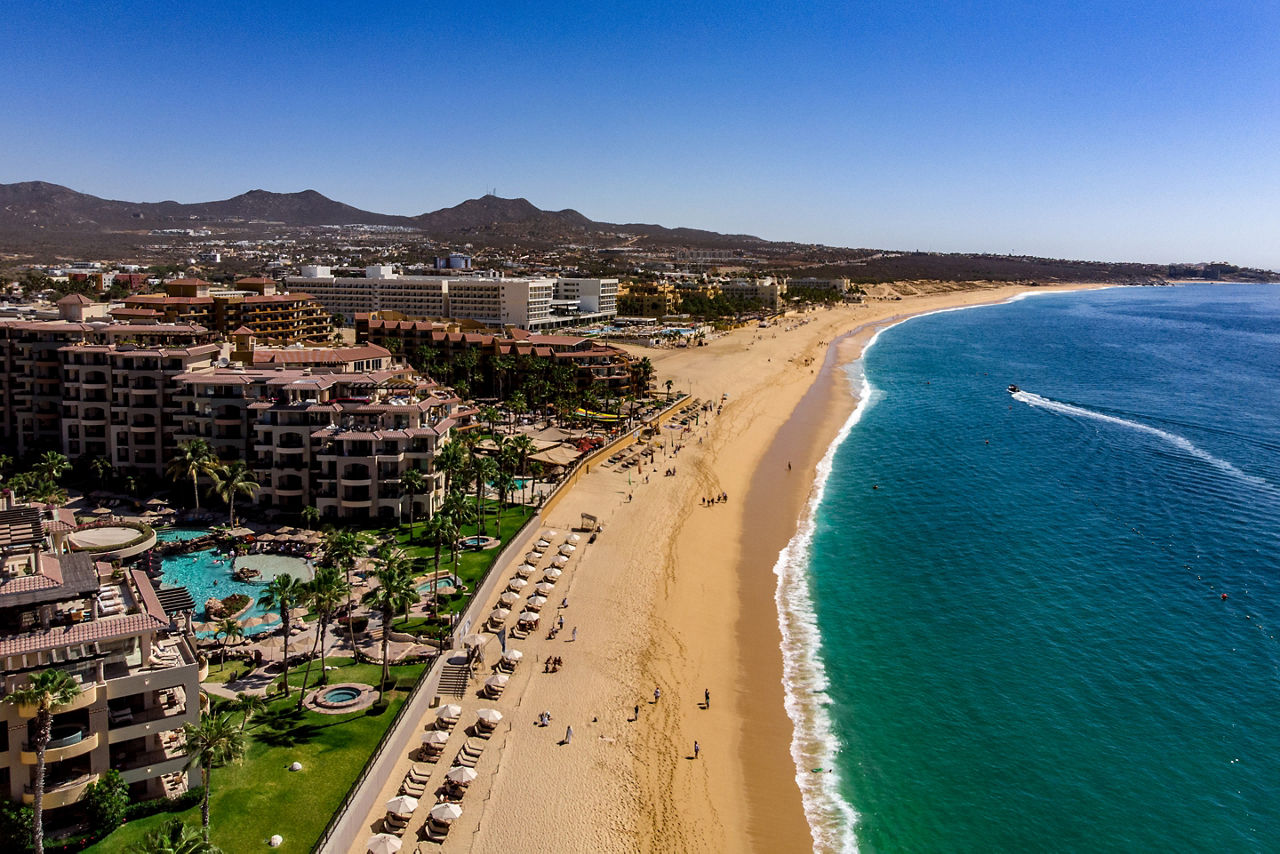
top-left (0, 244), bottom-right (874, 852)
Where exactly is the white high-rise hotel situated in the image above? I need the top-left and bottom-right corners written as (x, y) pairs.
top-left (288, 267), bottom-right (617, 330)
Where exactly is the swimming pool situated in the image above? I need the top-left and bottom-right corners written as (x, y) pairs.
top-left (417, 575), bottom-right (462, 594)
top-left (159, 548), bottom-right (313, 635)
top-left (156, 528), bottom-right (210, 543)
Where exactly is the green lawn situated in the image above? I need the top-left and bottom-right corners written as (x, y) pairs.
top-left (390, 501), bottom-right (536, 614)
top-left (86, 658), bottom-right (425, 853)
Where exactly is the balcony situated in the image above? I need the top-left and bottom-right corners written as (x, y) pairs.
top-left (24, 773), bottom-right (98, 808)
top-left (20, 730), bottom-right (98, 765)
top-left (15, 683), bottom-right (98, 718)
top-left (107, 701), bottom-right (197, 745)
top-left (116, 748), bottom-right (189, 786)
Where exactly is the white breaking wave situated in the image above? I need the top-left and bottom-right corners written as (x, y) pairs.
top-left (1012, 391), bottom-right (1273, 491)
top-left (774, 361), bottom-right (872, 854)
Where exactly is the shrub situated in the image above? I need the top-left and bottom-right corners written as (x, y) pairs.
top-left (125, 787), bottom-right (204, 821)
top-left (221, 593), bottom-right (250, 614)
top-left (83, 769), bottom-right (129, 833)
top-left (0, 800), bottom-right (33, 850)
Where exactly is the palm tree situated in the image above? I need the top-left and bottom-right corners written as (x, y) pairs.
top-left (300, 505), bottom-right (320, 530)
top-left (507, 390), bottom-right (528, 430)
top-left (166, 439), bottom-right (217, 511)
top-left (35, 451), bottom-right (70, 485)
top-left (181, 712), bottom-right (247, 843)
top-left (138, 817), bottom-right (224, 854)
top-left (400, 468), bottom-right (428, 540)
top-left (322, 529), bottom-right (364, 652)
top-left (508, 434), bottom-right (537, 503)
top-left (90, 456), bottom-right (114, 489)
top-left (371, 549), bottom-right (418, 697)
top-left (295, 565), bottom-right (348, 708)
top-left (423, 514), bottom-right (449, 570)
top-left (228, 693), bottom-right (266, 732)
top-left (633, 357), bottom-right (654, 396)
top-left (664, 378), bottom-right (674, 400)
top-left (478, 404), bottom-right (501, 435)
top-left (3, 669), bottom-right (81, 854)
top-left (435, 441), bottom-right (466, 496)
top-left (491, 472), bottom-right (517, 536)
top-left (210, 461), bottom-right (259, 528)
top-left (470, 455), bottom-right (496, 535)
top-left (491, 353), bottom-right (514, 399)
top-left (257, 575), bottom-right (305, 696)
top-left (213, 617), bottom-right (243, 668)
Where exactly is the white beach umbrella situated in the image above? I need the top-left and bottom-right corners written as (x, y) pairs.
top-left (240, 615), bottom-right (269, 629)
top-left (534, 582), bottom-right (556, 595)
top-left (488, 608), bottom-right (510, 623)
top-left (543, 567), bottom-right (563, 580)
top-left (499, 591), bottom-right (520, 606)
top-left (558, 544), bottom-right (576, 556)
top-left (436, 704), bottom-right (463, 721)
top-left (484, 674), bottom-right (509, 689)
top-left (518, 611), bottom-right (539, 623)
top-left (288, 607), bottom-right (309, 621)
top-left (422, 730), bottom-right (451, 745)
top-left (501, 648), bottom-right (523, 662)
top-left (552, 555), bottom-right (569, 567)
top-left (385, 795), bottom-right (419, 816)
top-left (474, 708), bottom-right (503, 724)
top-left (526, 551), bottom-right (544, 562)
top-left (536, 538), bottom-right (551, 550)
top-left (507, 577), bottom-right (529, 591)
top-left (445, 766), bottom-right (478, 785)
top-left (366, 833), bottom-right (402, 854)
top-left (567, 533), bottom-right (581, 543)
top-left (429, 802), bottom-right (464, 822)
top-left (515, 563), bottom-right (536, 577)
top-left (526, 595), bottom-right (548, 609)
top-left (544, 530), bottom-right (558, 539)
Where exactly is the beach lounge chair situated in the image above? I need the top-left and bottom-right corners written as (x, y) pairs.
top-left (401, 776), bottom-right (427, 797)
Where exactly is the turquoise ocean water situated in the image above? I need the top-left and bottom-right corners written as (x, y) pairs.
top-left (779, 284), bottom-right (1280, 852)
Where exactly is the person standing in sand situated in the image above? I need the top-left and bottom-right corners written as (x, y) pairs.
top-left (654, 686), bottom-right (661, 703)
top-left (693, 740), bottom-right (700, 759)
top-left (565, 725), bottom-right (573, 744)
top-left (704, 688), bottom-right (710, 708)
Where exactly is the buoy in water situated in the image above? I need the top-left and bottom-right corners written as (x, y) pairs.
top-left (1221, 593), bottom-right (1228, 600)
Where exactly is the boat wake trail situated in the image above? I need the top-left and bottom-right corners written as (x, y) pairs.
top-left (1012, 391), bottom-right (1274, 492)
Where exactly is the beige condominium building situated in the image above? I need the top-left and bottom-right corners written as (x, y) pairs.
top-left (287, 267), bottom-right (616, 330)
top-left (172, 338), bottom-right (455, 520)
top-left (0, 502), bottom-right (200, 809)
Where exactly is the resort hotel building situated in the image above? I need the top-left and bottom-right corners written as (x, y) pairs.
top-left (0, 299), bottom-right (461, 521)
top-left (120, 277), bottom-right (331, 344)
top-left (0, 500), bottom-right (200, 809)
top-left (285, 266), bottom-right (618, 330)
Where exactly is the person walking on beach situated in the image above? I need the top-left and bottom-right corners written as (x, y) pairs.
top-left (704, 688), bottom-right (710, 709)
top-left (565, 725), bottom-right (573, 744)
top-left (634, 704), bottom-right (640, 721)
top-left (571, 626), bottom-right (578, 642)
top-left (654, 686), bottom-right (661, 703)
top-left (693, 740), bottom-right (700, 759)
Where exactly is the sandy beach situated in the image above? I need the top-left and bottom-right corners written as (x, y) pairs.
top-left (361, 283), bottom-right (1098, 854)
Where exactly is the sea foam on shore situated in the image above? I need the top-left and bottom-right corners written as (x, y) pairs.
top-left (774, 355), bottom-right (878, 854)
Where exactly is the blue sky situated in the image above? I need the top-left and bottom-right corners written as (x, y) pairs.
top-left (5, 1), bottom-right (1279, 269)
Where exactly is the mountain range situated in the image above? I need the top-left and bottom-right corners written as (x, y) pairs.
top-left (0, 181), bottom-right (762, 250)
